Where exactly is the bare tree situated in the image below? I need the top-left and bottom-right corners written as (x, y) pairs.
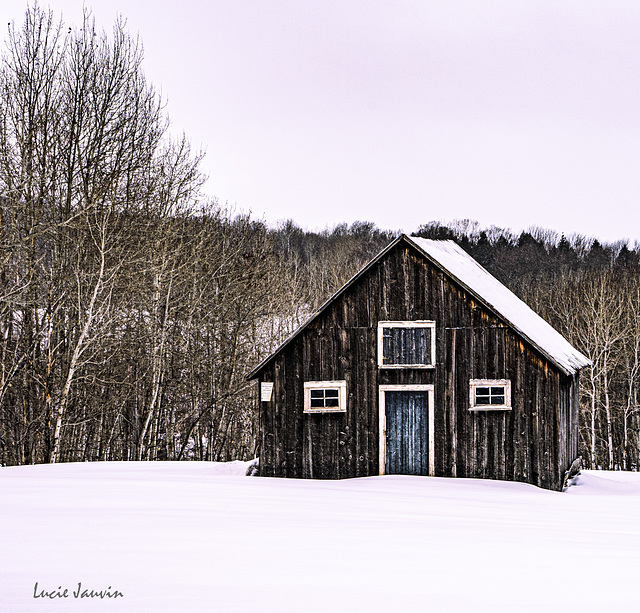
top-left (0, 6), bottom-right (205, 464)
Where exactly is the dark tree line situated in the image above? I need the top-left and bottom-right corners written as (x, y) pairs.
top-left (2, 6), bottom-right (639, 472)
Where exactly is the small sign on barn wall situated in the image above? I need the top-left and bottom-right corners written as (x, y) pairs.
top-left (261, 382), bottom-right (274, 402)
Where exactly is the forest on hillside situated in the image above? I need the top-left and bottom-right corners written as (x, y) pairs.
top-left (1, 7), bottom-right (639, 471)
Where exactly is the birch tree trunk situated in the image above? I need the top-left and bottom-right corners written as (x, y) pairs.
top-left (50, 223), bottom-right (107, 463)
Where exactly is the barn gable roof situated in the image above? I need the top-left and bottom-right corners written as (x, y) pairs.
top-left (409, 237), bottom-right (590, 375)
top-left (248, 234), bottom-right (590, 379)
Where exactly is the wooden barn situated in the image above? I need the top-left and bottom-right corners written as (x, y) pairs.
top-left (248, 234), bottom-right (590, 491)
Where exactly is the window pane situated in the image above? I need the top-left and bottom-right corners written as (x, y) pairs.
top-left (308, 387), bottom-right (341, 409)
top-left (417, 327), bottom-right (432, 364)
top-left (382, 326), bottom-right (432, 365)
top-left (382, 329), bottom-right (392, 364)
top-left (471, 382), bottom-right (509, 408)
top-left (389, 327), bottom-right (402, 364)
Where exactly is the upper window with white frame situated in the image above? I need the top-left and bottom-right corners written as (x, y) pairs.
top-left (469, 379), bottom-right (512, 411)
top-left (377, 321), bottom-right (436, 368)
top-left (303, 380), bottom-right (347, 413)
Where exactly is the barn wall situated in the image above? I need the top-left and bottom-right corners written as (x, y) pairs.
top-left (258, 241), bottom-right (576, 491)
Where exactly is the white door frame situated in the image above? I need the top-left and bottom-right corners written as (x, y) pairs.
top-left (378, 384), bottom-right (435, 476)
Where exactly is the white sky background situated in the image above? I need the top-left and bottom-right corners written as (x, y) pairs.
top-left (5, 1), bottom-right (640, 243)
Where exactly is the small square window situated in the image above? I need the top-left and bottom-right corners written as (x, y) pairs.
top-left (469, 379), bottom-right (511, 411)
top-left (304, 381), bottom-right (347, 413)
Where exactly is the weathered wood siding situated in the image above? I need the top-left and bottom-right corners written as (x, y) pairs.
top-left (258, 241), bottom-right (579, 491)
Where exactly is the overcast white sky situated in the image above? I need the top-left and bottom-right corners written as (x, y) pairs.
top-left (5, 1), bottom-right (640, 243)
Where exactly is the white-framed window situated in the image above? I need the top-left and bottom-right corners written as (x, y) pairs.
top-left (303, 380), bottom-right (347, 413)
top-left (377, 321), bottom-right (436, 368)
top-left (469, 379), bottom-right (512, 411)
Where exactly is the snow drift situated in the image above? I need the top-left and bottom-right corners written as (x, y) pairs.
top-left (1, 461), bottom-right (639, 612)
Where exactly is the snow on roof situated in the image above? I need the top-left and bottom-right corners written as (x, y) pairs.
top-left (408, 236), bottom-right (591, 375)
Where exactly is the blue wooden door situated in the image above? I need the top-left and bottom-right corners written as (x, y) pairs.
top-left (385, 391), bottom-right (431, 475)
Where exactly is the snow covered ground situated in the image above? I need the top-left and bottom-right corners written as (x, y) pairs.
top-left (1, 462), bottom-right (639, 612)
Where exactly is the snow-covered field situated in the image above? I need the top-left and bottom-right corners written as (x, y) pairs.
top-left (1, 462), bottom-right (639, 612)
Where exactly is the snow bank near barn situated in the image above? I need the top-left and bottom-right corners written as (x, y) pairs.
top-left (1, 462), bottom-right (639, 612)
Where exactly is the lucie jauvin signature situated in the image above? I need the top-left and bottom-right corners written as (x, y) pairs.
top-left (33, 582), bottom-right (124, 600)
